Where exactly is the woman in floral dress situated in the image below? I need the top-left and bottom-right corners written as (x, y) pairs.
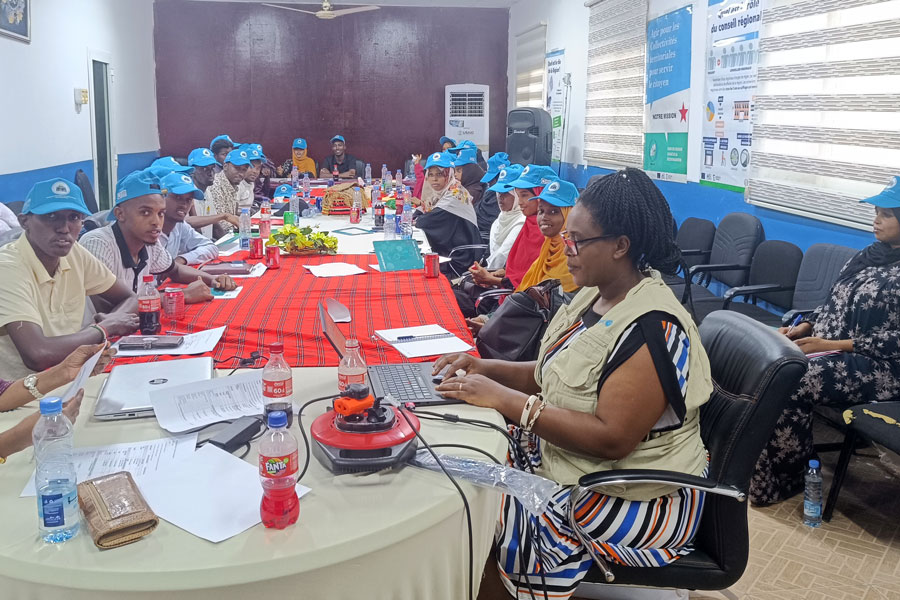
top-left (751, 177), bottom-right (900, 505)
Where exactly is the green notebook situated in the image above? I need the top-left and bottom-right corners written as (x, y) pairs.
top-left (373, 239), bottom-right (424, 272)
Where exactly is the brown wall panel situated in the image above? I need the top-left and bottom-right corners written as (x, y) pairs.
top-left (153, 0), bottom-right (509, 172)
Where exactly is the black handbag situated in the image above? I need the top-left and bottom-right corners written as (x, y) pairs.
top-left (476, 279), bottom-right (572, 362)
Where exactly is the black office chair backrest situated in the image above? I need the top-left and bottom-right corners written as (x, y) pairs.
top-left (5, 200), bottom-right (24, 215)
top-left (676, 217), bottom-right (716, 270)
top-left (74, 169), bottom-right (100, 214)
top-left (708, 212), bottom-right (764, 288)
top-left (696, 311), bottom-right (807, 582)
top-left (747, 240), bottom-right (803, 309)
top-left (790, 243), bottom-right (858, 312)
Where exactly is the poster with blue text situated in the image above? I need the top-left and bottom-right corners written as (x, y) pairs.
top-left (700, 0), bottom-right (763, 192)
top-left (644, 1), bottom-right (693, 183)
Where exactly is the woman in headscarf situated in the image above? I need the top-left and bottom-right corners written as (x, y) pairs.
top-left (516, 179), bottom-right (579, 293)
top-left (503, 165), bottom-right (559, 289)
top-left (415, 151), bottom-right (483, 276)
top-left (277, 138), bottom-right (316, 178)
top-left (453, 148), bottom-right (486, 207)
top-left (752, 177), bottom-right (900, 505)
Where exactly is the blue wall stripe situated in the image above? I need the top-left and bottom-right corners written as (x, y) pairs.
top-left (0, 150), bottom-right (159, 204)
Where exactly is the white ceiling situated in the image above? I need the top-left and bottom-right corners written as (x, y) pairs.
top-left (191, 0), bottom-right (517, 8)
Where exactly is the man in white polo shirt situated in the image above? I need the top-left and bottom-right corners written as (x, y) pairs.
top-left (0, 179), bottom-right (139, 380)
top-left (80, 170), bottom-right (237, 304)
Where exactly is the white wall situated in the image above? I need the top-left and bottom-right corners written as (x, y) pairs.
top-left (508, 0), bottom-right (590, 166)
top-left (0, 0), bottom-right (159, 176)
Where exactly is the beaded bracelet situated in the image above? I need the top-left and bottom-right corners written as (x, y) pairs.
top-left (520, 394), bottom-right (539, 429)
top-left (525, 399), bottom-right (547, 432)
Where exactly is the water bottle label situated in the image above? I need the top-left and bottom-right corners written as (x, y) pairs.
top-left (803, 500), bottom-right (821, 518)
top-left (263, 379), bottom-right (293, 398)
top-left (260, 450), bottom-right (299, 478)
top-left (138, 298), bottom-right (160, 312)
top-left (39, 489), bottom-right (76, 527)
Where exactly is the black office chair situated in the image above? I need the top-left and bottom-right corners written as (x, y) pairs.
top-left (355, 160), bottom-right (366, 178)
top-left (81, 210), bottom-right (112, 235)
top-left (669, 212), bottom-right (764, 304)
top-left (445, 244), bottom-right (490, 278)
top-left (663, 217), bottom-right (717, 287)
top-left (691, 240), bottom-right (803, 324)
top-left (75, 169), bottom-right (100, 214)
top-left (574, 311), bottom-right (808, 594)
top-left (779, 243), bottom-right (858, 326)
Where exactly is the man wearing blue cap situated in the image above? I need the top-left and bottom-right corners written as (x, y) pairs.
top-left (320, 135), bottom-right (359, 180)
top-left (205, 148), bottom-right (252, 233)
top-left (185, 147), bottom-right (239, 239)
top-left (473, 152), bottom-right (511, 235)
top-left (159, 172), bottom-right (219, 266)
top-left (439, 136), bottom-right (457, 151)
top-left (80, 171), bottom-right (236, 304)
top-left (151, 156), bottom-right (192, 174)
top-left (0, 179), bottom-right (140, 379)
top-left (210, 135), bottom-right (235, 167)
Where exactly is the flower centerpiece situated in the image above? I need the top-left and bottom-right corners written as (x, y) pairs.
top-left (267, 224), bottom-right (338, 255)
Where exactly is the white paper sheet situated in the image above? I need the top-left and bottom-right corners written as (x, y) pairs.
top-left (60, 347), bottom-right (104, 404)
top-left (231, 263), bottom-right (267, 278)
top-left (151, 371), bottom-right (267, 433)
top-left (136, 445), bottom-right (311, 543)
top-left (303, 262), bottom-right (367, 278)
top-left (112, 326), bottom-right (226, 357)
top-left (21, 434), bottom-right (197, 497)
top-left (374, 325), bottom-right (472, 359)
top-left (212, 286), bottom-right (243, 300)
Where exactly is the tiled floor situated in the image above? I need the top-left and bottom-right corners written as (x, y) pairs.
top-left (692, 419), bottom-right (900, 600)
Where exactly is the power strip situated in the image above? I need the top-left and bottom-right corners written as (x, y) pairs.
top-left (208, 416), bottom-right (263, 454)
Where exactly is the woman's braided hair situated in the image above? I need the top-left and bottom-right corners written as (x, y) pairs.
top-left (578, 167), bottom-right (683, 276)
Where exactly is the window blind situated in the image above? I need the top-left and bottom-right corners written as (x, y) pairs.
top-left (748, 0), bottom-right (900, 230)
top-left (583, 0), bottom-right (648, 168)
top-left (515, 25), bottom-right (547, 109)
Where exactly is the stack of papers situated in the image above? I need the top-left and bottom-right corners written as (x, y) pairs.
top-left (150, 371), bottom-right (267, 433)
top-left (375, 325), bottom-right (472, 359)
top-left (304, 262), bottom-right (367, 278)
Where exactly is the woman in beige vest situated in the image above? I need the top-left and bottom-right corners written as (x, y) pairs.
top-left (435, 168), bottom-right (713, 600)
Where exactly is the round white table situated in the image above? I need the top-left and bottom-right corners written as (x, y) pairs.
top-left (0, 368), bottom-right (505, 599)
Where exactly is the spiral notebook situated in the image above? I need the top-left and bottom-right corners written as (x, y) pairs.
top-left (374, 325), bottom-right (472, 359)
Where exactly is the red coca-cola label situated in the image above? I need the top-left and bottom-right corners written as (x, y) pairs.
top-left (263, 378), bottom-right (293, 398)
top-left (260, 205), bottom-right (271, 216)
top-left (338, 372), bottom-right (366, 391)
top-left (259, 450), bottom-right (299, 478)
top-left (138, 298), bottom-right (160, 312)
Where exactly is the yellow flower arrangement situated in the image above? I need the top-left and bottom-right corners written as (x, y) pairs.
top-left (267, 224), bottom-right (338, 255)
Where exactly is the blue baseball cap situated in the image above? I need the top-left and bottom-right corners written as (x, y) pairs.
top-left (425, 151), bottom-right (455, 169)
top-left (481, 152), bottom-right (511, 184)
top-left (509, 165), bottom-right (558, 190)
top-left (292, 138), bottom-right (308, 150)
top-left (330, 135), bottom-right (346, 144)
top-left (115, 170), bottom-right (164, 207)
top-left (209, 134), bottom-right (234, 150)
top-left (188, 147), bottom-right (217, 168)
top-left (161, 172), bottom-right (203, 200)
top-left (448, 140), bottom-right (477, 155)
top-left (273, 184), bottom-right (294, 199)
top-left (225, 148), bottom-right (252, 166)
top-left (487, 164), bottom-right (525, 193)
top-left (452, 148), bottom-right (478, 168)
top-left (861, 176), bottom-right (900, 209)
top-left (439, 136), bottom-right (457, 147)
top-left (151, 156), bottom-right (192, 174)
top-left (536, 179), bottom-right (577, 207)
top-left (247, 143), bottom-right (266, 159)
top-left (246, 147), bottom-right (264, 163)
top-left (22, 178), bottom-right (91, 216)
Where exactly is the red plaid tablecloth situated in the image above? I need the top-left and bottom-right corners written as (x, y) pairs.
top-left (113, 254), bottom-right (475, 369)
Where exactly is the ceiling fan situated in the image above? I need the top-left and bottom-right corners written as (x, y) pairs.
top-left (261, 0), bottom-right (380, 20)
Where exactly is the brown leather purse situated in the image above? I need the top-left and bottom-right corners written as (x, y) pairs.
top-left (77, 471), bottom-right (159, 550)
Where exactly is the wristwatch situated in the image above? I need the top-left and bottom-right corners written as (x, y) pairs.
top-left (23, 373), bottom-right (43, 400)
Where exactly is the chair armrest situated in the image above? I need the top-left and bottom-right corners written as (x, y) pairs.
top-left (474, 288), bottom-right (513, 313)
top-left (448, 244), bottom-right (489, 258)
top-left (782, 309), bottom-right (815, 327)
top-left (680, 248), bottom-right (711, 257)
top-left (577, 468), bottom-right (746, 501)
top-left (722, 284), bottom-right (794, 309)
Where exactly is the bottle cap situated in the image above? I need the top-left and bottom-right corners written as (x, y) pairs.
top-left (39, 396), bottom-right (63, 416)
top-left (809, 459), bottom-right (820, 469)
top-left (345, 383), bottom-right (370, 399)
top-left (345, 338), bottom-right (360, 349)
top-left (241, 208), bottom-right (249, 214)
top-left (267, 410), bottom-right (287, 428)
top-left (142, 275), bottom-right (154, 283)
top-left (269, 341), bottom-right (284, 354)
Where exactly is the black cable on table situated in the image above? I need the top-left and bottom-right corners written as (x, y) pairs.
top-left (294, 394), bottom-right (339, 482)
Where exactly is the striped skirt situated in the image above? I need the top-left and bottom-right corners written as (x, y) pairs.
top-left (496, 429), bottom-right (707, 599)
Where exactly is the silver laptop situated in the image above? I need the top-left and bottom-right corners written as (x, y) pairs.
top-left (93, 357), bottom-right (215, 420)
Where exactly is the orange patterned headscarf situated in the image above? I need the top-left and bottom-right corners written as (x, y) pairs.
top-left (516, 206), bottom-right (577, 293)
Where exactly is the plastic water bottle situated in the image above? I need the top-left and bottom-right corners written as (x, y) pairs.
top-left (350, 187), bottom-right (363, 224)
top-left (381, 164), bottom-right (388, 186)
top-left (803, 459), bottom-right (823, 527)
top-left (383, 166), bottom-right (392, 194)
top-left (302, 173), bottom-right (311, 200)
top-left (263, 342), bottom-right (294, 428)
top-left (338, 339), bottom-right (367, 392)
top-left (395, 169), bottom-right (403, 189)
top-left (239, 208), bottom-right (251, 251)
top-left (258, 411), bottom-right (299, 530)
top-left (400, 202), bottom-right (413, 240)
top-left (291, 166), bottom-right (299, 193)
top-left (138, 275), bottom-right (161, 335)
top-left (259, 198), bottom-right (271, 239)
top-left (33, 397), bottom-right (81, 543)
top-left (365, 163), bottom-right (372, 187)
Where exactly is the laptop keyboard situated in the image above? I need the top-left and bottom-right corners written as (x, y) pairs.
top-left (372, 365), bottom-right (434, 402)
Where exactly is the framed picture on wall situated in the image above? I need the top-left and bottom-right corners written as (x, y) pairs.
top-left (0, 0), bottom-right (30, 43)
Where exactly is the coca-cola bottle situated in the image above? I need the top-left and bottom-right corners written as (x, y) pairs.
top-left (263, 342), bottom-right (294, 427)
top-left (338, 339), bottom-right (367, 392)
top-left (138, 275), bottom-right (161, 335)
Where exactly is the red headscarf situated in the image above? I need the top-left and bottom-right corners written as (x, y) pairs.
top-left (503, 187), bottom-right (545, 288)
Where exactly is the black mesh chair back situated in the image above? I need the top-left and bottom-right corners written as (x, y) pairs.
top-left (747, 240), bottom-right (803, 309)
top-left (707, 213), bottom-right (765, 288)
top-left (677, 217), bottom-right (716, 270)
top-left (791, 243), bottom-right (858, 312)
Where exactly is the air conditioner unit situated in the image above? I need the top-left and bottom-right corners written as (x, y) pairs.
top-left (445, 84), bottom-right (490, 154)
